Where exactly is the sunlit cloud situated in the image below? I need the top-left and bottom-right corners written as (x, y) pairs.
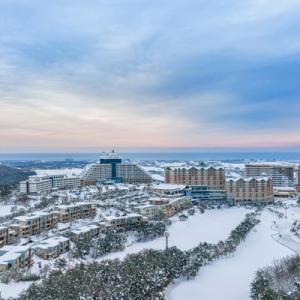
top-left (0, 0), bottom-right (300, 151)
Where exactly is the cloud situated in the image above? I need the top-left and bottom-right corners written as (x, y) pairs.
top-left (0, 0), bottom-right (300, 151)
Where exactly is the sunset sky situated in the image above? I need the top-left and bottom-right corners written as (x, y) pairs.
top-left (1, 0), bottom-right (300, 152)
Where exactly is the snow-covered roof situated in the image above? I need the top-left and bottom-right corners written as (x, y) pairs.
top-left (167, 166), bottom-right (224, 171)
top-left (70, 224), bottom-right (99, 235)
top-left (227, 176), bottom-right (272, 182)
top-left (33, 236), bottom-right (69, 250)
top-left (15, 211), bottom-right (53, 222)
top-left (151, 183), bottom-right (186, 190)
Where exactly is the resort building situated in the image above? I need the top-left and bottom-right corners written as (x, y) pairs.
top-left (0, 245), bottom-right (32, 272)
top-left (226, 177), bottom-right (273, 203)
top-left (0, 226), bottom-right (18, 247)
top-left (150, 183), bottom-right (186, 196)
top-left (273, 187), bottom-right (297, 198)
top-left (55, 202), bottom-right (96, 223)
top-left (245, 163), bottom-right (294, 187)
top-left (11, 211), bottom-right (58, 238)
top-left (134, 196), bottom-right (192, 219)
top-left (81, 150), bottom-right (152, 185)
top-left (188, 185), bottom-right (227, 203)
top-left (165, 166), bottom-right (225, 190)
top-left (20, 174), bottom-right (81, 195)
top-left (33, 236), bottom-right (70, 260)
top-left (105, 214), bottom-right (143, 227)
top-left (69, 224), bottom-right (100, 242)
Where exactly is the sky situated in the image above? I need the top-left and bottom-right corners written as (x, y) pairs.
top-left (0, 0), bottom-right (300, 152)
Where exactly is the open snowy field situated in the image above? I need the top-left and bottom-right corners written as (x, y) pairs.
top-left (101, 207), bottom-right (248, 261)
top-left (166, 210), bottom-right (294, 300)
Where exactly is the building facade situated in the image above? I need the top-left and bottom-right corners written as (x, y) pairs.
top-left (165, 166), bottom-right (225, 190)
top-left (55, 202), bottom-right (96, 223)
top-left (226, 177), bottom-right (273, 203)
top-left (245, 163), bottom-right (294, 187)
top-left (81, 151), bottom-right (152, 184)
top-left (20, 174), bottom-right (81, 195)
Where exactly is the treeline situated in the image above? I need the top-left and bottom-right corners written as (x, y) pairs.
top-left (251, 255), bottom-right (300, 299)
top-left (0, 165), bottom-right (34, 196)
top-left (18, 213), bottom-right (259, 300)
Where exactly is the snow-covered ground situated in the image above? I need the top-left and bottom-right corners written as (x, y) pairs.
top-left (0, 204), bottom-right (13, 217)
top-left (166, 210), bottom-right (294, 300)
top-left (35, 168), bottom-right (83, 176)
top-left (101, 207), bottom-right (248, 261)
top-left (0, 281), bottom-right (32, 299)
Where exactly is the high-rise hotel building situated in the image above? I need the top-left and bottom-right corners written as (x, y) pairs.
top-left (245, 163), bottom-right (294, 187)
top-left (165, 166), bottom-right (225, 190)
top-left (81, 151), bottom-right (152, 184)
top-left (226, 177), bottom-right (273, 203)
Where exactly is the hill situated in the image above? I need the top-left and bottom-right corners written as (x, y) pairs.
top-left (0, 164), bottom-right (35, 196)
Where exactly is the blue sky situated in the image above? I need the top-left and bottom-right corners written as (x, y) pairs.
top-left (0, 0), bottom-right (300, 151)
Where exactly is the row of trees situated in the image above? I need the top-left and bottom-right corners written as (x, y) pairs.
top-left (19, 213), bottom-right (259, 300)
top-left (251, 255), bottom-right (300, 299)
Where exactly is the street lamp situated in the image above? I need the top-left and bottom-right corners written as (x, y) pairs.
top-left (165, 231), bottom-right (170, 250)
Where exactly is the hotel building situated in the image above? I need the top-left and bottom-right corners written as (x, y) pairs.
top-left (81, 151), bottom-right (152, 185)
top-left (165, 166), bottom-right (225, 190)
top-left (226, 177), bottom-right (273, 203)
top-left (20, 174), bottom-right (81, 195)
top-left (245, 163), bottom-right (294, 187)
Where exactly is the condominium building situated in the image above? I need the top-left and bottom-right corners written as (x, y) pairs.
top-left (226, 177), bottom-right (273, 203)
top-left (0, 227), bottom-right (18, 247)
top-left (11, 211), bottom-right (58, 237)
top-left (134, 196), bottom-right (192, 219)
top-left (69, 224), bottom-right (100, 242)
top-left (0, 245), bottom-right (32, 272)
top-left (20, 174), bottom-right (81, 195)
top-left (245, 163), bottom-right (294, 187)
top-left (105, 214), bottom-right (143, 227)
top-left (81, 150), bottom-right (152, 185)
top-left (165, 166), bottom-right (225, 190)
top-left (33, 236), bottom-right (70, 260)
top-left (55, 202), bottom-right (96, 223)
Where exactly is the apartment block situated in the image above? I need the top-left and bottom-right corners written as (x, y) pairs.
top-left (55, 202), bottom-right (96, 223)
top-left (33, 236), bottom-right (70, 260)
top-left (20, 174), bottom-right (81, 195)
top-left (0, 245), bottom-right (32, 272)
top-left (226, 177), bottom-right (273, 203)
top-left (11, 211), bottom-right (58, 238)
top-left (69, 224), bottom-right (100, 242)
top-left (105, 214), bottom-right (143, 227)
top-left (165, 166), bottom-right (225, 190)
top-left (134, 196), bottom-right (192, 219)
top-left (0, 227), bottom-right (18, 247)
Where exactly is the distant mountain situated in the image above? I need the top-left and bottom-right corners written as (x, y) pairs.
top-left (0, 164), bottom-right (35, 196)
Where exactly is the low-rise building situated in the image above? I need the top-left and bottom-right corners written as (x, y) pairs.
top-left (150, 183), bottom-right (186, 196)
top-left (69, 224), bottom-right (100, 242)
top-left (55, 202), bottom-right (96, 223)
top-left (11, 211), bottom-right (58, 238)
top-left (188, 185), bottom-right (227, 203)
top-left (0, 245), bottom-right (32, 272)
top-left (33, 236), bottom-right (69, 260)
top-left (134, 196), bottom-right (192, 219)
top-left (0, 227), bottom-right (18, 247)
top-left (105, 214), bottom-right (143, 227)
top-left (273, 187), bottom-right (297, 198)
top-left (226, 177), bottom-right (273, 203)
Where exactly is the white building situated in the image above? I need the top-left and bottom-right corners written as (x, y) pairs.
top-left (81, 151), bottom-right (152, 184)
top-left (20, 174), bottom-right (81, 195)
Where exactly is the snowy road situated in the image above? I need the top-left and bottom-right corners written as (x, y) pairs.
top-left (166, 210), bottom-right (293, 300)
